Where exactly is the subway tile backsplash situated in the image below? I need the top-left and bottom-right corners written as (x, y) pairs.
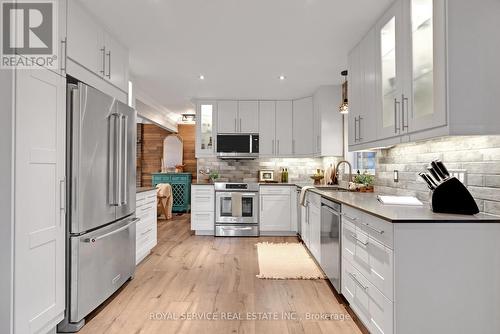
top-left (197, 157), bottom-right (341, 183)
top-left (375, 136), bottom-right (500, 215)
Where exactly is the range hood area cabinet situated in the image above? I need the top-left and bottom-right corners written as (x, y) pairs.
top-left (258, 101), bottom-right (294, 157)
top-left (348, 0), bottom-right (500, 151)
top-left (217, 101), bottom-right (259, 134)
top-left (195, 91), bottom-right (343, 158)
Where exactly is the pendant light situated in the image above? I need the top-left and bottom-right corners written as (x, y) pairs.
top-left (339, 70), bottom-right (349, 114)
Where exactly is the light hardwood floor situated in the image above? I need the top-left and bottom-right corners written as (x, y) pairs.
top-left (79, 215), bottom-right (362, 334)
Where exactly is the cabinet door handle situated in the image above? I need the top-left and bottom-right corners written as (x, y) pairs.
top-left (354, 117), bottom-right (358, 142)
top-left (394, 98), bottom-right (401, 133)
top-left (60, 38), bottom-right (67, 73)
top-left (100, 47), bottom-right (106, 75)
top-left (362, 222), bottom-right (385, 234)
top-left (341, 212), bottom-right (358, 221)
top-left (348, 272), bottom-right (369, 291)
top-left (239, 118), bottom-right (242, 133)
top-left (272, 139), bottom-right (275, 155)
top-left (402, 94), bottom-right (409, 131)
top-left (234, 118), bottom-right (237, 132)
top-left (59, 179), bottom-right (66, 213)
top-left (350, 233), bottom-right (369, 246)
top-left (106, 50), bottom-right (111, 79)
top-left (277, 140), bottom-right (280, 155)
top-left (358, 116), bottom-right (363, 141)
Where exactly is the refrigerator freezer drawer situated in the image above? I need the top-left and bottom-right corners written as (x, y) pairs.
top-left (70, 216), bottom-right (137, 323)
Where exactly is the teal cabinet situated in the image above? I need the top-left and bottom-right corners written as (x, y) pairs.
top-left (152, 173), bottom-right (192, 212)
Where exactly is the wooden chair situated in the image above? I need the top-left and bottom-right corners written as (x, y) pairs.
top-left (156, 183), bottom-right (173, 220)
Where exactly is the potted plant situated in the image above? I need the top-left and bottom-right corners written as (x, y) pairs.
top-left (353, 172), bottom-right (375, 192)
top-left (208, 170), bottom-right (220, 184)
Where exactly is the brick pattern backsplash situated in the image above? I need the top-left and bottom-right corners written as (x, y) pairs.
top-left (375, 136), bottom-right (500, 215)
top-left (197, 157), bottom-right (342, 183)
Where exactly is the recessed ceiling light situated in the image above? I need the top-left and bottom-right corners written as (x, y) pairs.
top-left (199, 74), bottom-right (205, 80)
top-left (279, 75), bottom-right (286, 81)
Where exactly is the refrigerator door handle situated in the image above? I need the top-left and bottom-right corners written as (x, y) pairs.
top-left (121, 114), bottom-right (128, 205)
top-left (83, 218), bottom-right (139, 243)
top-left (116, 114), bottom-right (124, 206)
top-left (109, 113), bottom-right (121, 206)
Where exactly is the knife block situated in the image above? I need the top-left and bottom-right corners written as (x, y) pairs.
top-left (431, 177), bottom-right (479, 214)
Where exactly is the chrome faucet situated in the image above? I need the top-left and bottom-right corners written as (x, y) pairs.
top-left (336, 160), bottom-right (353, 190)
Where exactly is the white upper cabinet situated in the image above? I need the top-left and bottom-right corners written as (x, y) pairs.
top-left (67, 0), bottom-right (129, 92)
top-left (258, 101), bottom-right (276, 156)
top-left (103, 32), bottom-right (130, 92)
top-left (275, 101), bottom-right (294, 156)
top-left (348, 45), bottom-right (361, 147)
top-left (238, 101), bottom-right (259, 133)
top-left (403, 0), bottom-right (446, 133)
top-left (349, 28), bottom-right (379, 148)
top-left (195, 101), bottom-right (216, 157)
top-left (14, 68), bottom-right (66, 334)
top-left (376, 0), bottom-right (405, 140)
top-left (217, 100), bottom-right (238, 133)
top-left (292, 97), bottom-right (314, 156)
top-left (313, 86), bottom-right (344, 157)
top-left (67, 0), bottom-right (102, 74)
top-left (376, 0), bottom-right (446, 139)
top-left (349, 0), bottom-right (499, 150)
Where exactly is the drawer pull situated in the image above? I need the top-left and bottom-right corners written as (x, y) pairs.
top-left (350, 233), bottom-right (368, 246)
top-left (363, 222), bottom-right (385, 234)
top-left (348, 272), bottom-right (369, 291)
top-left (141, 228), bottom-right (153, 236)
top-left (342, 213), bottom-right (358, 221)
top-left (141, 206), bottom-right (153, 211)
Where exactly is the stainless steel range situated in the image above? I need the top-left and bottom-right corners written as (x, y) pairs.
top-left (214, 182), bottom-right (259, 236)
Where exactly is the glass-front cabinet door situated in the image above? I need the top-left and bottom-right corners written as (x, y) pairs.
top-left (376, 0), bottom-right (404, 139)
top-left (195, 101), bottom-right (216, 157)
top-left (405, 0), bottom-right (446, 133)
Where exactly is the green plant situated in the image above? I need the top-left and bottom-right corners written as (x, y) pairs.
top-left (354, 172), bottom-right (374, 186)
top-left (208, 170), bottom-right (219, 181)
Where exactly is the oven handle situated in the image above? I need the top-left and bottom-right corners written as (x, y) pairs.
top-left (220, 226), bottom-right (254, 231)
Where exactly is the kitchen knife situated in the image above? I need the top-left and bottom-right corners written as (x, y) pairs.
top-left (424, 173), bottom-right (438, 187)
top-left (431, 160), bottom-right (447, 179)
top-left (434, 159), bottom-right (450, 178)
top-left (419, 172), bottom-right (436, 190)
top-left (427, 166), bottom-right (441, 183)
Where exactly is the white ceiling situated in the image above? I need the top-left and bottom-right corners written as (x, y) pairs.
top-left (80, 0), bottom-right (392, 114)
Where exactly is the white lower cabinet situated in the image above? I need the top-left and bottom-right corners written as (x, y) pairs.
top-left (260, 186), bottom-right (297, 234)
top-left (343, 259), bottom-right (393, 334)
top-left (308, 193), bottom-right (321, 262)
top-left (342, 205), bottom-right (394, 334)
top-left (136, 190), bottom-right (158, 264)
top-left (14, 68), bottom-right (66, 334)
top-left (191, 185), bottom-right (215, 234)
top-left (300, 192), bottom-right (321, 261)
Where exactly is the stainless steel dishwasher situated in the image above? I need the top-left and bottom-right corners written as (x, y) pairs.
top-left (320, 197), bottom-right (342, 293)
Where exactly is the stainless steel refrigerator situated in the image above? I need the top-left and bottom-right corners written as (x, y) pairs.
top-left (58, 82), bottom-right (137, 332)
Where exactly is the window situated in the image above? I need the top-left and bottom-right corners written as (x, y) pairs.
top-left (353, 152), bottom-right (376, 175)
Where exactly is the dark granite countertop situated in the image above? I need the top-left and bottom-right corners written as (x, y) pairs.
top-left (136, 186), bottom-right (156, 193)
top-left (309, 188), bottom-right (500, 223)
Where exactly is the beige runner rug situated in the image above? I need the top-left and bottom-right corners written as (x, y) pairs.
top-left (256, 242), bottom-right (324, 280)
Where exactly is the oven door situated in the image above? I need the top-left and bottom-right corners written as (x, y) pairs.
top-left (215, 191), bottom-right (258, 224)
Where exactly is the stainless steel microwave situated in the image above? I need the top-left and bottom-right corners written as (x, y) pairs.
top-left (216, 134), bottom-right (259, 159)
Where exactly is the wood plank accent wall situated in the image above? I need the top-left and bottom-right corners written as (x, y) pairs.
top-left (177, 124), bottom-right (197, 181)
top-left (136, 124), bottom-right (143, 187)
top-left (141, 124), bottom-right (171, 186)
